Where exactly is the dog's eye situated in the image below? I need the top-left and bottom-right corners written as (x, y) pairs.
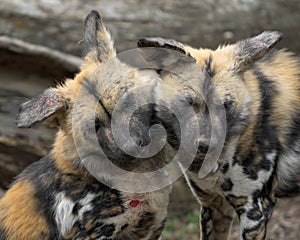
top-left (95, 117), bottom-right (101, 133)
top-left (223, 96), bottom-right (233, 110)
top-left (185, 96), bottom-right (200, 108)
top-left (98, 100), bottom-right (111, 119)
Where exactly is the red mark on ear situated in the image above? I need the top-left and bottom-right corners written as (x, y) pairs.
top-left (46, 99), bottom-right (52, 106)
top-left (256, 41), bottom-right (267, 48)
top-left (129, 199), bottom-right (141, 208)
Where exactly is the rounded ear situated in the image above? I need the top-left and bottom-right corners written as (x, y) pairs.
top-left (233, 31), bottom-right (282, 71)
top-left (136, 37), bottom-right (197, 72)
top-left (137, 37), bottom-right (191, 56)
top-left (16, 88), bottom-right (68, 128)
top-left (83, 10), bottom-right (116, 62)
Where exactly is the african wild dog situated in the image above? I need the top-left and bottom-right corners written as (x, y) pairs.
top-left (0, 11), bottom-right (171, 240)
top-left (138, 32), bottom-right (300, 239)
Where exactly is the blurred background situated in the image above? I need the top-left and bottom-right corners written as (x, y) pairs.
top-left (0, 0), bottom-right (299, 239)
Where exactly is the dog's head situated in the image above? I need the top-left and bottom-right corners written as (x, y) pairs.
top-left (138, 31), bottom-right (282, 176)
top-left (16, 11), bottom-right (166, 185)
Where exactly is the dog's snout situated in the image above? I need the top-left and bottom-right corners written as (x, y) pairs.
top-left (194, 138), bottom-right (209, 154)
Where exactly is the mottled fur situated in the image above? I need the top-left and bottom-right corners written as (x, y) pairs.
top-left (138, 32), bottom-right (300, 239)
top-left (0, 11), bottom-right (171, 240)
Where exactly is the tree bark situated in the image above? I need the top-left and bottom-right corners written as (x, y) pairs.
top-left (0, 38), bottom-right (81, 189)
top-left (0, 0), bottom-right (299, 55)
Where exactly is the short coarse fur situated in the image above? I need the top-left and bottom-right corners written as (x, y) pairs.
top-left (138, 32), bottom-right (300, 240)
top-left (0, 11), bottom-right (171, 240)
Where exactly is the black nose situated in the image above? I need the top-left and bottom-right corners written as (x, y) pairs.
top-left (195, 139), bottom-right (209, 154)
top-left (123, 136), bottom-right (146, 153)
top-left (136, 137), bottom-right (145, 147)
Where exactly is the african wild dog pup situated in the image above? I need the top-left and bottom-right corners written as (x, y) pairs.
top-left (0, 11), bottom-right (171, 240)
top-left (138, 32), bottom-right (300, 239)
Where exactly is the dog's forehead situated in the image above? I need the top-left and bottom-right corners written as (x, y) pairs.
top-left (79, 62), bottom-right (163, 115)
top-left (159, 67), bottom-right (208, 97)
top-left (87, 59), bottom-right (160, 93)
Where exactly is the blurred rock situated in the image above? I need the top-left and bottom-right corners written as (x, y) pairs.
top-left (0, 37), bottom-right (81, 189)
top-left (0, 0), bottom-right (299, 56)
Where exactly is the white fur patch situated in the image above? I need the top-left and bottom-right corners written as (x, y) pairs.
top-left (266, 150), bottom-right (277, 162)
top-left (239, 198), bottom-right (264, 236)
top-left (54, 192), bottom-right (78, 237)
top-left (99, 237), bottom-right (108, 240)
top-left (78, 193), bottom-right (97, 220)
top-left (277, 147), bottom-right (300, 189)
top-left (229, 163), bottom-right (272, 196)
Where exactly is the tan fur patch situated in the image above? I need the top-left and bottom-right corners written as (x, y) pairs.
top-left (243, 222), bottom-right (266, 240)
top-left (258, 50), bottom-right (300, 146)
top-left (100, 206), bottom-right (123, 216)
top-left (226, 195), bottom-right (248, 209)
top-left (0, 181), bottom-right (49, 240)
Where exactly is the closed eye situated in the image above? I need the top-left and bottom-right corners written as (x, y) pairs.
top-left (95, 117), bottom-right (101, 134)
top-left (98, 99), bottom-right (111, 119)
top-left (223, 96), bottom-right (233, 111)
top-left (186, 96), bottom-right (200, 108)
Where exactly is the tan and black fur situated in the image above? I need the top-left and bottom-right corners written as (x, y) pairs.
top-left (0, 11), bottom-right (171, 240)
top-left (138, 32), bottom-right (300, 239)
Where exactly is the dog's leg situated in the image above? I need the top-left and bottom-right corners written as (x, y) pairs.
top-left (148, 221), bottom-right (166, 240)
top-left (199, 195), bottom-right (234, 240)
top-left (227, 194), bottom-right (275, 240)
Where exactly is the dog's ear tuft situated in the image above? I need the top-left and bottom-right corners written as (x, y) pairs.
top-left (83, 10), bottom-right (116, 62)
top-left (233, 31), bottom-right (282, 71)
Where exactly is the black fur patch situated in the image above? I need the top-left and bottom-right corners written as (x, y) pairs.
top-left (151, 223), bottom-right (165, 240)
top-left (246, 207), bottom-right (263, 221)
top-left (234, 68), bottom-right (279, 180)
top-left (82, 77), bottom-right (98, 99)
top-left (286, 112), bottom-right (300, 150)
top-left (203, 68), bottom-right (215, 105)
top-left (242, 221), bottom-right (267, 240)
top-left (0, 224), bottom-right (7, 240)
top-left (133, 212), bottom-right (156, 238)
top-left (82, 78), bottom-right (111, 119)
top-left (253, 68), bottom-right (279, 173)
top-left (17, 155), bottom-right (125, 238)
top-left (220, 162), bottom-right (230, 174)
top-left (95, 223), bottom-right (116, 236)
top-left (204, 56), bottom-right (215, 78)
top-left (200, 206), bottom-right (212, 240)
top-left (137, 38), bottom-right (189, 56)
top-left (221, 178), bottom-right (233, 192)
top-left (71, 222), bottom-right (115, 239)
top-left (252, 186), bottom-right (276, 219)
top-left (236, 207), bottom-right (246, 216)
top-left (120, 223), bottom-right (129, 231)
top-left (16, 156), bottom-right (59, 238)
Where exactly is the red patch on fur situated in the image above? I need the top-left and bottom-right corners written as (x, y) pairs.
top-left (46, 99), bottom-right (52, 106)
top-left (129, 199), bottom-right (141, 208)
